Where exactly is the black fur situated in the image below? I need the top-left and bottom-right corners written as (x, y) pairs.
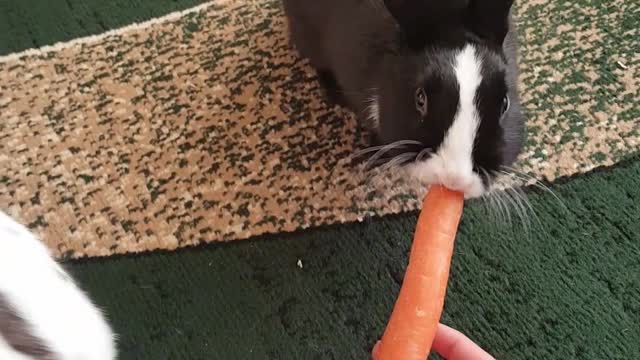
top-left (384, 0), bottom-right (472, 49)
top-left (282, 0), bottom-right (525, 185)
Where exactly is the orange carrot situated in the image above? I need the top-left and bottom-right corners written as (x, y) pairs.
top-left (372, 184), bottom-right (464, 360)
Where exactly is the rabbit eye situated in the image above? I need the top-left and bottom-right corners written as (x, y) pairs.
top-left (415, 88), bottom-right (428, 117)
top-left (500, 95), bottom-right (510, 116)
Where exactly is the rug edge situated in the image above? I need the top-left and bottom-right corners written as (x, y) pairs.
top-left (0, 0), bottom-right (222, 63)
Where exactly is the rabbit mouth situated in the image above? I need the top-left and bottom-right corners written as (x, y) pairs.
top-left (406, 156), bottom-right (487, 199)
top-left (352, 144), bottom-right (489, 199)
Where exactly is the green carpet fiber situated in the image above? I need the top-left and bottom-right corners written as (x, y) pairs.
top-left (64, 155), bottom-right (640, 360)
top-left (0, 0), bottom-right (208, 55)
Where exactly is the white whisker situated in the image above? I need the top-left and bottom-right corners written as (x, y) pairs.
top-left (492, 189), bottom-right (512, 226)
top-left (514, 187), bottom-right (547, 239)
top-left (381, 152), bottom-right (417, 172)
top-left (353, 144), bottom-right (391, 157)
top-left (416, 147), bottom-right (433, 162)
top-left (481, 192), bottom-right (499, 223)
top-left (364, 140), bottom-right (421, 169)
top-left (506, 187), bottom-right (530, 235)
top-left (501, 166), bottom-right (568, 213)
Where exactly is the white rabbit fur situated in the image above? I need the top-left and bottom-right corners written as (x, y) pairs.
top-left (0, 211), bottom-right (116, 360)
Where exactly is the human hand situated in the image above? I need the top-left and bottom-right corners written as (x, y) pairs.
top-left (432, 323), bottom-right (495, 360)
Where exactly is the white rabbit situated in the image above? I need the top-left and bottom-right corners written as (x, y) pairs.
top-left (0, 211), bottom-right (116, 360)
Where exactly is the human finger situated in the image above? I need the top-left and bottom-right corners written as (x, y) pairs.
top-left (431, 323), bottom-right (495, 360)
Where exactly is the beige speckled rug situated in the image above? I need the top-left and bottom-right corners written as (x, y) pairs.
top-left (0, 0), bottom-right (638, 258)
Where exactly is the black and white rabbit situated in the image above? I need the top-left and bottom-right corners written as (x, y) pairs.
top-left (282, 0), bottom-right (525, 198)
top-left (0, 211), bottom-right (116, 360)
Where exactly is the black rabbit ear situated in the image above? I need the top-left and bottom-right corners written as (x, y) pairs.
top-left (383, 0), bottom-right (471, 49)
top-left (383, 0), bottom-right (427, 46)
top-left (467, 0), bottom-right (514, 45)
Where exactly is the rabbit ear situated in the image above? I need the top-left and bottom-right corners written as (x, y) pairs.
top-left (467, 0), bottom-right (514, 45)
top-left (383, 0), bottom-right (472, 49)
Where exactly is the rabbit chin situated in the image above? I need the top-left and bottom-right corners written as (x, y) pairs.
top-left (405, 159), bottom-right (486, 199)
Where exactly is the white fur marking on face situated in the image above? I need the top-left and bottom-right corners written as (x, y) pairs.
top-left (407, 44), bottom-right (485, 198)
top-left (443, 44), bottom-right (482, 176)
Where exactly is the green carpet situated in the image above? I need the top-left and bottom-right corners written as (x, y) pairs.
top-left (1, 1), bottom-right (639, 359)
top-left (0, 0), bottom-right (208, 55)
top-left (65, 156), bottom-right (640, 360)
